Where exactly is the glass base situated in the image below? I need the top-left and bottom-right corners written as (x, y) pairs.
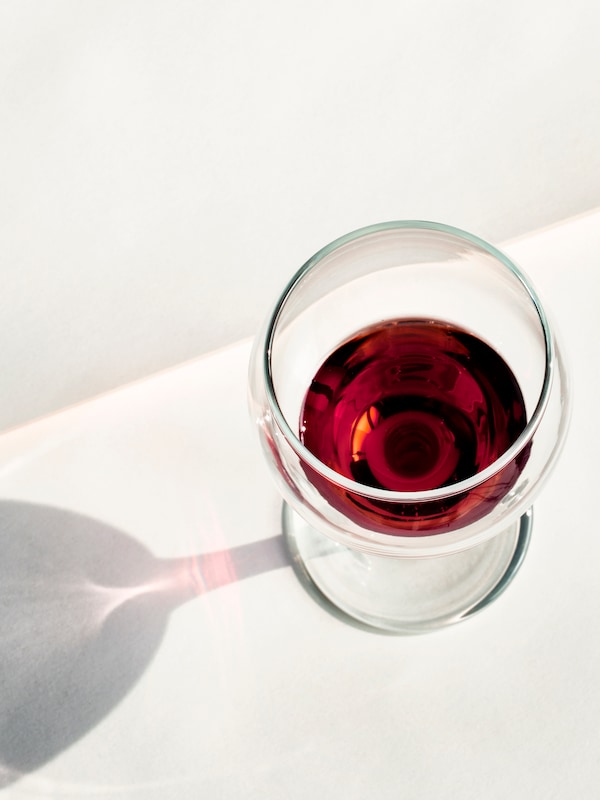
top-left (283, 504), bottom-right (532, 634)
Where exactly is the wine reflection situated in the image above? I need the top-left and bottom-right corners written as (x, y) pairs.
top-left (0, 500), bottom-right (289, 789)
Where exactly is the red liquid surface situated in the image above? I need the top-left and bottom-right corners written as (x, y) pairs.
top-left (300, 319), bottom-right (528, 535)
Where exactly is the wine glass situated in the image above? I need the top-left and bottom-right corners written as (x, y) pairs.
top-left (248, 221), bottom-right (570, 634)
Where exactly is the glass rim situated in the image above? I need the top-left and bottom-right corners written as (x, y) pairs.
top-left (263, 220), bottom-right (554, 503)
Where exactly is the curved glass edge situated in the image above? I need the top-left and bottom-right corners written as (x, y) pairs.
top-left (262, 220), bottom-right (555, 503)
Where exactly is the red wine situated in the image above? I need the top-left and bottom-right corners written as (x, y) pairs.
top-left (300, 319), bottom-right (528, 535)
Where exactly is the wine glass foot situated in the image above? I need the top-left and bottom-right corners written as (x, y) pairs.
top-left (283, 504), bottom-right (532, 635)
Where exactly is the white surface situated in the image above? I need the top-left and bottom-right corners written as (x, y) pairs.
top-left (2, 1), bottom-right (600, 430)
top-left (0, 211), bottom-right (597, 798)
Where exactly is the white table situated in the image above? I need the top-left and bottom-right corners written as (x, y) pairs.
top-left (0, 211), bottom-right (597, 798)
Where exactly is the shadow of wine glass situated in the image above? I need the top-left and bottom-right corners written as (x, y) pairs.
top-left (0, 500), bottom-right (290, 789)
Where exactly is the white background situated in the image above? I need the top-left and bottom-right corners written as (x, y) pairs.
top-left (1, 5), bottom-right (600, 791)
top-left (1, 0), bottom-right (600, 431)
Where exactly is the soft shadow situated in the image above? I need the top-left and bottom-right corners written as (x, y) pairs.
top-left (0, 500), bottom-right (289, 789)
